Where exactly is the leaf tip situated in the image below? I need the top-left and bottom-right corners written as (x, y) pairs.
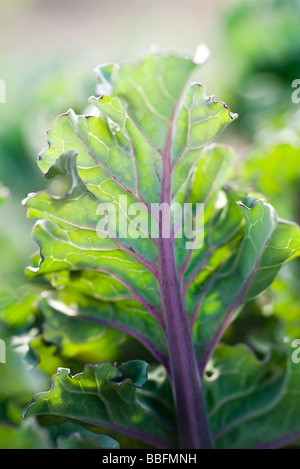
top-left (236, 197), bottom-right (267, 211)
top-left (21, 192), bottom-right (36, 207)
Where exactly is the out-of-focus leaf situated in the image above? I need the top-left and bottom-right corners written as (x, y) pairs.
top-left (0, 184), bottom-right (9, 205)
top-left (221, 0), bottom-right (300, 136)
top-left (270, 278), bottom-right (300, 341)
top-left (57, 433), bottom-right (118, 449)
top-left (38, 292), bottom-right (168, 369)
top-left (37, 295), bottom-right (125, 364)
top-left (0, 421), bottom-right (53, 449)
top-left (0, 286), bottom-right (49, 431)
top-left (243, 138), bottom-right (300, 223)
top-left (29, 337), bottom-right (64, 378)
top-left (225, 0), bottom-right (300, 68)
top-left (0, 286), bottom-right (42, 333)
top-left (53, 422), bottom-right (119, 449)
top-left (0, 321), bottom-right (47, 400)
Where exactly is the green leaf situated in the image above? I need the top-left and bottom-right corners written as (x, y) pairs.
top-left (24, 47), bottom-right (300, 376)
top-left (53, 422), bottom-right (119, 449)
top-left (22, 48), bottom-right (300, 447)
top-left (208, 344), bottom-right (300, 449)
top-left (23, 360), bottom-right (177, 448)
top-left (0, 320), bottom-right (47, 400)
top-left (269, 278), bottom-right (300, 342)
top-left (57, 432), bottom-right (118, 449)
top-left (22, 49), bottom-right (240, 369)
top-left (192, 197), bottom-right (300, 369)
top-left (37, 294), bottom-right (125, 364)
top-left (38, 292), bottom-right (168, 370)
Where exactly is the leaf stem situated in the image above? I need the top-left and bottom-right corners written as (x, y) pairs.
top-left (158, 108), bottom-right (213, 448)
top-left (158, 235), bottom-right (213, 449)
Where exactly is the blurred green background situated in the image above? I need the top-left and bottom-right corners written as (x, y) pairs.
top-left (1, 0), bottom-right (300, 449)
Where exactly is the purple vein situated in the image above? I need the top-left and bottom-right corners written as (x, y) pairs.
top-left (42, 210), bottom-right (158, 277)
top-left (255, 432), bottom-right (300, 449)
top-left (198, 235), bottom-right (272, 375)
top-left (91, 267), bottom-right (163, 325)
top-left (76, 312), bottom-right (170, 373)
top-left (66, 417), bottom-right (175, 449)
top-left (40, 219), bottom-right (162, 322)
top-left (183, 249), bottom-right (213, 295)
